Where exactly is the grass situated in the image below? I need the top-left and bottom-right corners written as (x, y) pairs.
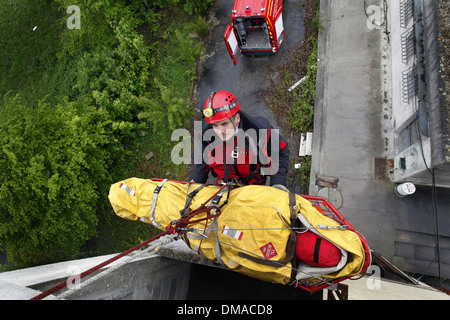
top-left (0, 2), bottom-right (65, 105)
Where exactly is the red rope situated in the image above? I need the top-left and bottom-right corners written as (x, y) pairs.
top-left (30, 231), bottom-right (170, 300)
top-left (31, 184), bottom-right (229, 300)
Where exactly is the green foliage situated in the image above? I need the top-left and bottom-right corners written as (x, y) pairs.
top-left (53, 0), bottom-right (147, 57)
top-left (152, 22), bottom-right (205, 99)
top-left (0, 0), bottom-right (213, 268)
top-left (146, 0), bottom-right (215, 14)
top-left (137, 14), bottom-right (208, 152)
top-left (184, 0), bottom-right (216, 15)
top-left (139, 78), bottom-right (192, 134)
top-left (150, 0), bottom-right (183, 9)
top-left (289, 37), bottom-right (318, 132)
top-left (290, 155), bottom-right (311, 194)
top-left (263, 0), bottom-right (320, 194)
top-left (311, 5), bottom-right (325, 32)
top-left (0, 1), bottom-right (64, 104)
top-left (0, 94), bottom-right (110, 266)
top-left (73, 19), bottom-right (153, 138)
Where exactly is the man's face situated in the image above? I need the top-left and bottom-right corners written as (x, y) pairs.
top-left (211, 114), bottom-right (240, 142)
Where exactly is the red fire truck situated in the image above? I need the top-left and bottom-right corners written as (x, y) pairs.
top-left (224, 0), bottom-right (285, 65)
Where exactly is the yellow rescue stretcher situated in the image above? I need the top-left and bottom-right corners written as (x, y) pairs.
top-left (108, 178), bottom-right (372, 293)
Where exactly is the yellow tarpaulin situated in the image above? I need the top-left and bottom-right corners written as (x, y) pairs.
top-left (108, 178), bottom-right (368, 285)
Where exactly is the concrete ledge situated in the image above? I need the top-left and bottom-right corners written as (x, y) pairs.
top-left (157, 239), bottom-right (226, 269)
top-left (0, 238), bottom-right (449, 300)
top-left (0, 279), bottom-right (54, 300)
top-left (0, 253), bottom-right (119, 288)
top-left (0, 245), bottom-right (192, 300)
top-left (339, 276), bottom-right (450, 300)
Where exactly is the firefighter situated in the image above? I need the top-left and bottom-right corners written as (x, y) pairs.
top-left (192, 91), bottom-right (290, 191)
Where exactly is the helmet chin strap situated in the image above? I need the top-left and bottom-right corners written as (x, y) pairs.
top-left (226, 115), bottom-right (239, 161)
top-left (229, 115), bottom-right (239, 137)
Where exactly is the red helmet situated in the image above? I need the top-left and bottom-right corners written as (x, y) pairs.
top-left (203, 91), bottom-right (240, 124)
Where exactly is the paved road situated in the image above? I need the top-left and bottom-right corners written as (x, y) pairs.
top-left (194, 0), bottom-right (306, 126)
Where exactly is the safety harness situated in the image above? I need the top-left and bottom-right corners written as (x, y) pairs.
top-left (211, 130), bottom-right (266, 186)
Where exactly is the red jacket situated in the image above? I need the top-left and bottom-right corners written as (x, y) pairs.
top-left (193, 111), bottom-right (289, 186)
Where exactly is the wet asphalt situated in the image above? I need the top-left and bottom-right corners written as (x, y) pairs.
top-left (194, 0), bottom-right (306, 126)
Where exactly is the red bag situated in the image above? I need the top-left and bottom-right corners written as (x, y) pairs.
top-left (295, 231), bottom-right (341, 268)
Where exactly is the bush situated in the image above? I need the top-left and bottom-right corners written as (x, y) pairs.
top-left (0, 0), bottom-right (213, 268)
top-left (289, 37), bottom-right (318, 132)
top-left (0, 94), bottom-right (110, 266)
top-left (184, 0), bottom-right (216, 15)
top-left (73, 19), bottom-right (153, 138)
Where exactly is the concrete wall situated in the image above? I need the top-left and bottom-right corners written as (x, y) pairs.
top-left (388, 0), bottom-right (450, 278)
top-left (63, 256), bottom-right (192, 300)
top-left (310, 0), bottom-right (450, 280)
top-left (391, 0), bottom-right (450, 187)
top-left (0, 240), bottom-right (322, 300)
top-left (1, 239), bottom-right (448, 300)
top-left (0, 253), bottom-right (191, 300)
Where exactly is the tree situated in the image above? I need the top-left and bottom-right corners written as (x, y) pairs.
top-left (184, 0), bottom-right (216, 15)
top-left (0, 94), bottom-right (110, 266)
